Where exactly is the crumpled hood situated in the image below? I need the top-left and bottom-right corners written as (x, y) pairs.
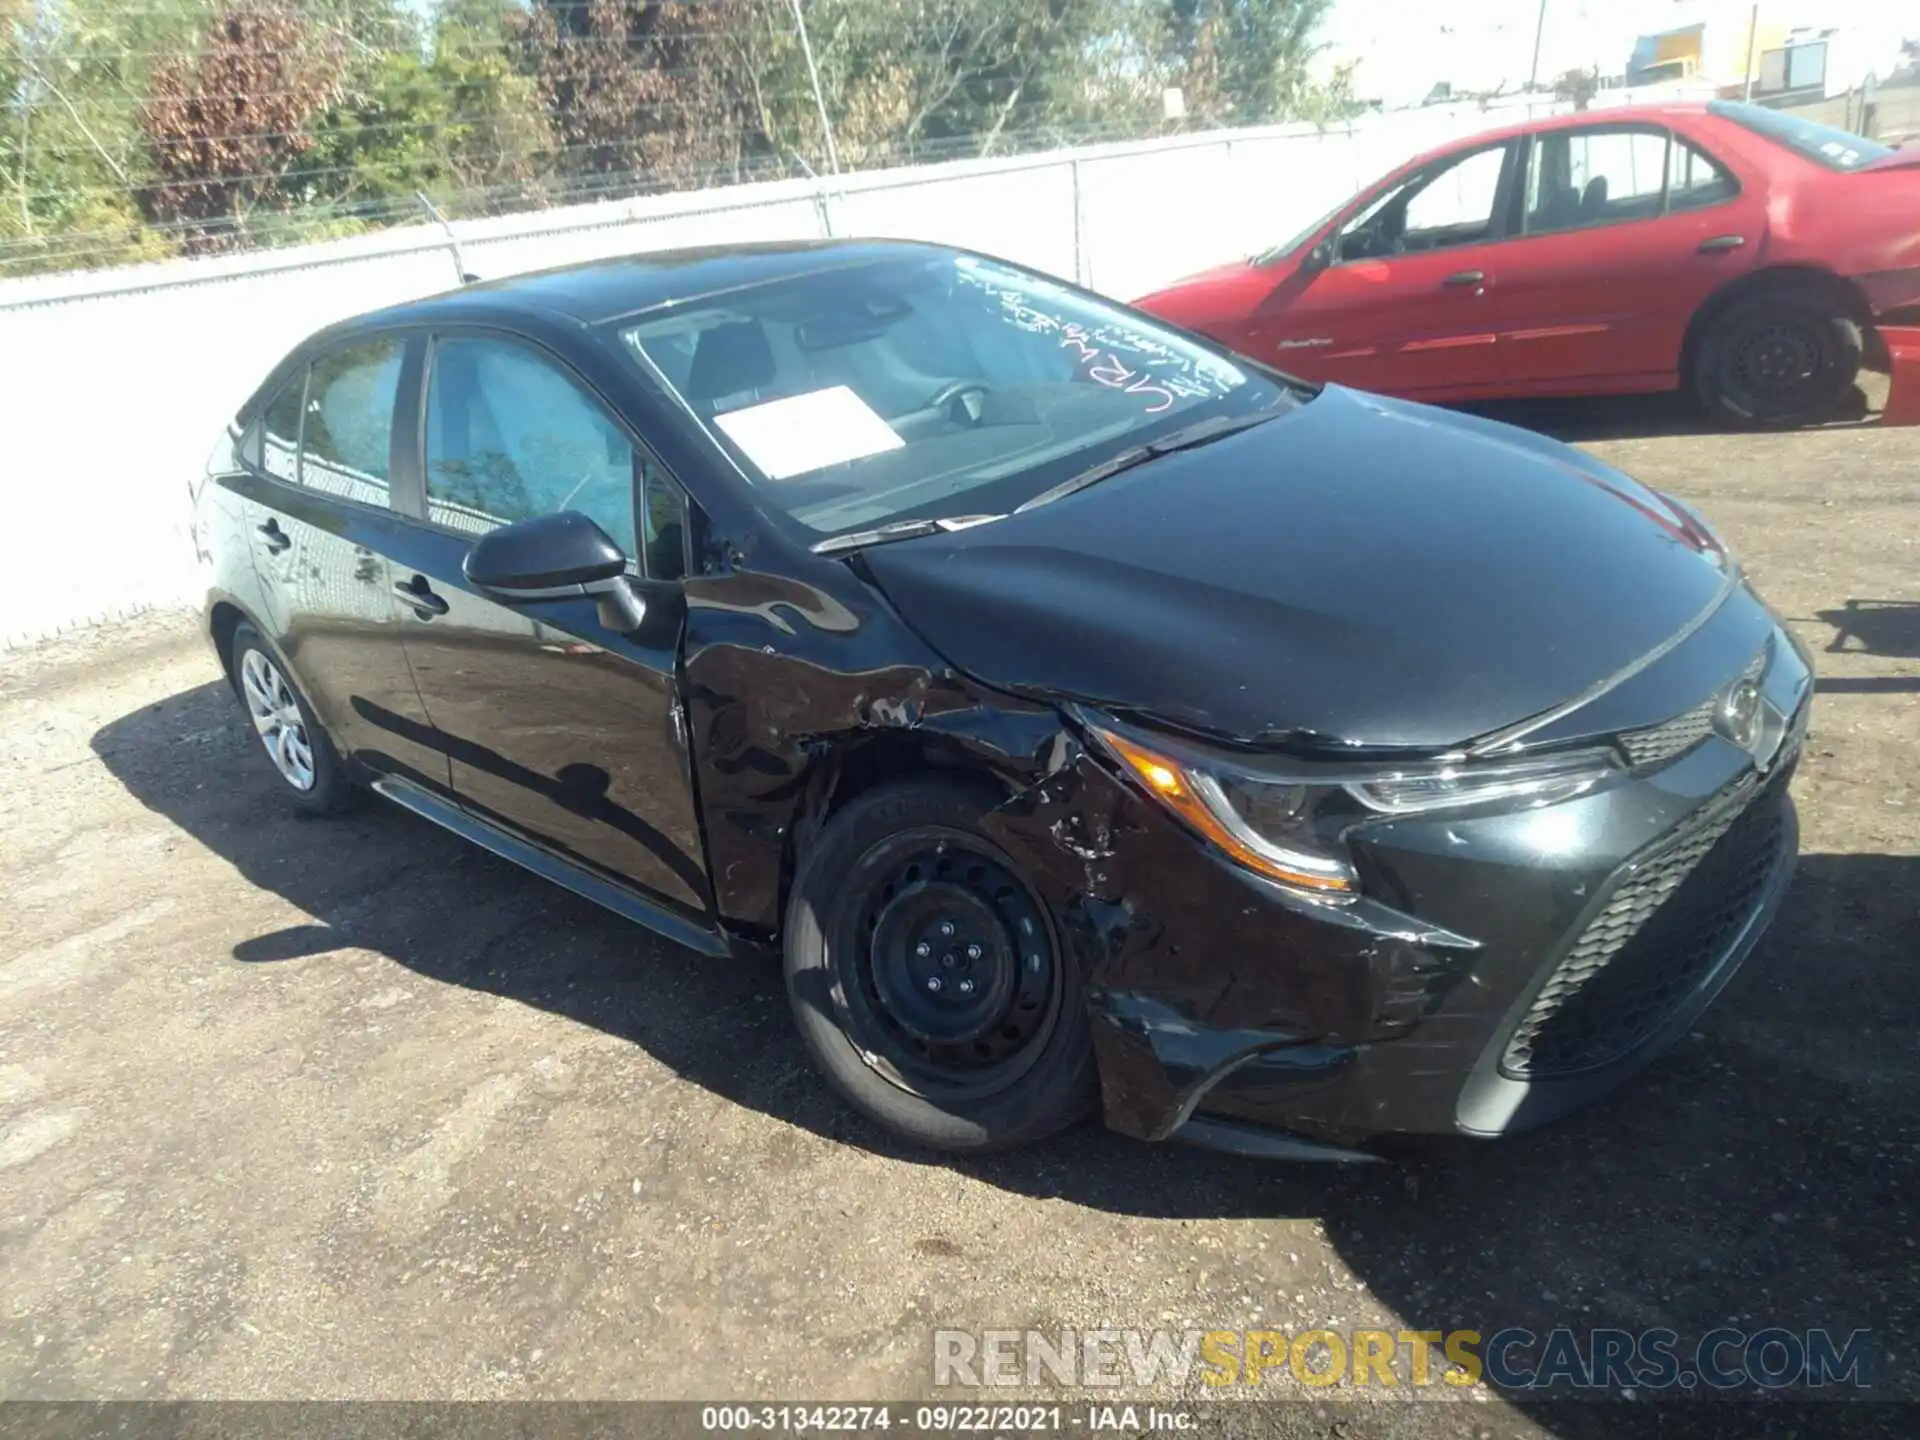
top-left (859, 386), bottom-right (1734, 751)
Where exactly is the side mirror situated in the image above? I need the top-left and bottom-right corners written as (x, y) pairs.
top-left (1301, 240), bottom-right (1335, 275)
top-left (464, 510), bottom-right (655, 634)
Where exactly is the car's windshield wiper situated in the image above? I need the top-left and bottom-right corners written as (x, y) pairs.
top-left (1012, 409), bottom-right (1283, 515)
top-left (811, 513), bottom-right (1003, 556)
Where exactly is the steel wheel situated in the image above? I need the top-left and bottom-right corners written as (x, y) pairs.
top-left (1695, 288), bottom-right (1862, 429)
top-left (240, 647), bottom-right (316, 792)
top-left (784, 780), bottom-right (1098, 1152)
top-left (1727, 318), bottom-right (1831, 409)
top-left (837, 830), bottom-right (1065, 1103)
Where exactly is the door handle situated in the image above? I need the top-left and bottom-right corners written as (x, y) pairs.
top-left (393, 575), bottom-right (449, 618)
top-left (1442, 270), bottom-right (1486, 287)
top-left (257, 518), bottom-right (292, 554)
top-left (1698, 235), bottom-right (1746, 254)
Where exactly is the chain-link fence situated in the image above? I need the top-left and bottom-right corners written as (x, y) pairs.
top-left (0, 0), bottom-right (1371, 279)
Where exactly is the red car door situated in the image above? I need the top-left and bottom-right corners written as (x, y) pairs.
top-left (1242, 137), bottom-right (1523, 399)
top-left (1480, 121), bottom-right (1767, 394)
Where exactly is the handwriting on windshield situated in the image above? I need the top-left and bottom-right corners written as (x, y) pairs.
top-left (1061, 326), bottom-right (1190, 413)
top-left (953, 265), bottom-right (1244, 414)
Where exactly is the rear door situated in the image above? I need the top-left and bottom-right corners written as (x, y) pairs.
top-left (1480, 122), bottom-right (1766, 392)
top-left (229, 335), bottom-right (451, 789)
top-left (383, 330), bottom-right (710, 916)
top-left (1245, 138), bottom-right (1522, 397)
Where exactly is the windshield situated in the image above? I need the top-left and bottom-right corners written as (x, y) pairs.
top-left (616, 253), bottom-right (1296, 539)
top-left (1709, 99), bottom-right (1894, 172)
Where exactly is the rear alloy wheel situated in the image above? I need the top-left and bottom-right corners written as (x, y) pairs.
top-left (784, 780), bottom-right (1097, 1152)
top-left (229, 623), bottom-right (357, 815)
top-left (1694, 288), bottom-right (1863, 429)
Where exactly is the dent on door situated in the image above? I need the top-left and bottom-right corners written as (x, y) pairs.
top-left (386, 525), bottom-right (711, 914)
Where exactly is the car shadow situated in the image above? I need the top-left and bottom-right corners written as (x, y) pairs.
top-left (1457, 383), bottom-right (1883, 444)
top-left (93, 681), bottom-right (1917, 1427)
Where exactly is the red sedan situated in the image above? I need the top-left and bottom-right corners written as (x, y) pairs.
top-left (1134, 101), bottom-right (1920, 427)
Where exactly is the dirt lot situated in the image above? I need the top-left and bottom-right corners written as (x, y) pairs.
top-left (2, 402), bottom-right (1917, 1437)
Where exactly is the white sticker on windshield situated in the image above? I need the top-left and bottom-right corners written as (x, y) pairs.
top-left (712, 385), bottom-right (905, 480)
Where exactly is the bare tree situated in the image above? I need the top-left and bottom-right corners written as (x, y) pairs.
top-left (1553, 66), bottom-right (1599, 111)
top-left (139, 3), bottom-right (345, 250)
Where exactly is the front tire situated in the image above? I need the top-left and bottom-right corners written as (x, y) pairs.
top-left (228, 623), bottom-right (358, 815)
top-left (784, 780), bottom-right (1098, 1152)
top-left (1693, 286), bottom-right (1862, 429)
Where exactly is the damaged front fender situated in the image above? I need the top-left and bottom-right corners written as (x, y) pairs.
top-left (980, 741), bottom-right (1479, 1143)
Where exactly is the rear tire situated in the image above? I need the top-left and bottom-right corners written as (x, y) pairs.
top-left (1693, 286), bottom-right (1862, 429)
top-left (228, 623), bottom-right (358, 816)
top-left (784, 779), bottom-right (1098, 1152)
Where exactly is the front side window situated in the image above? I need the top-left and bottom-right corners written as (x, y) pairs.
top-left (640, 458), bottom-right (689, 581)
top-left (617, 253), bottom-right (1293, 540)
top-left (1335, 143), bottom-right (1511, 261)
top-left (1526, 127), bottom-right (1671, 234)
top-left (1708, 99), bottom-right (1891, 172)
top-left (1255, 197), bottom-right (1350, 266)
top-left (425, 337), bottom-right (637, 551)
top-left (302, 339), bottom-right (403, 505)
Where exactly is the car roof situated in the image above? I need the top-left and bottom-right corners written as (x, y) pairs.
top-left (1401, 101), bottom-right (1715, 167)
top-left (322, 237), bottom-right (952, 340)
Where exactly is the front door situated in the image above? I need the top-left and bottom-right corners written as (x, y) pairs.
top-left (232, 336), bottom-right (451, 790)
top-left (386, 332), bottom-right (710, 916)
top-left (1481, 123), bottom-right (1765, 392)
top-left (1245, 138), bottom-right (1520, 398)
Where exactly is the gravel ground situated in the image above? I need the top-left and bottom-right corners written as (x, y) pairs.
top-left (1, 399), bottom-right (1916, 1439)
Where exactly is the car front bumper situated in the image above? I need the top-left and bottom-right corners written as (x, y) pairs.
top-left (984, 623), bottom-right (1812, 1153)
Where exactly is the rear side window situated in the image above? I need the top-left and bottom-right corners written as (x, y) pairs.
top-left (1523, 126), bottom-right (1740, 232)
top-left (301, 339), bottom-right (403, 505)
top-left (1668, 138), bottom-right (1739, 212)
top-left (1526, 127), bottom-right (1670, 234)
top-left (261, 374), bottom-right (304, 483)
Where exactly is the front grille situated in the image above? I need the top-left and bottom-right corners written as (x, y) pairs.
top-left (1619, 697), bottom-right (1716, 768)
top-left (1618, 649), bottom-right (1768, 770)
top-left (1501, 765), bottom-right (1793, 1079)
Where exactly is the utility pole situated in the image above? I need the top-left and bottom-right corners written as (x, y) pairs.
top-left (1743, 3), bottom-right (1760, 101)
top-left (1528, 0), bottom-right (1549, 92)
top-left (790, 0), bottom-right (842, 178)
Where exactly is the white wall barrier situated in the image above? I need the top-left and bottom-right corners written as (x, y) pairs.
top-left (8, 91), bottom-right (1710, 648)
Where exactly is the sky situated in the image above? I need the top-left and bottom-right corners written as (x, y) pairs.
top-left (1314, 0), bottom-right (1914, 106)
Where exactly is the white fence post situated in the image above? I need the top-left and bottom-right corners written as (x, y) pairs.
top-left (1070, 158), bottom-right (1087, 287)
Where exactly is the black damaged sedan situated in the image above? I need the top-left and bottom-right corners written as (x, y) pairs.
top-left (191, 240), bottom-right (1812, 1158)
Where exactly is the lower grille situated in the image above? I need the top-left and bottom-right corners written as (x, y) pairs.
top-left (1501, 765), bottom-right (1793, 1079)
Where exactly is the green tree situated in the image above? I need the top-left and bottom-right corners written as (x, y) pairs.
top-left (1, 0), bottom-right (215, 271)
top-left (430, 0), bottom-right (553, 207)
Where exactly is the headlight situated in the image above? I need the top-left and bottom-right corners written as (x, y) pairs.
top-left (1087, 721), bottom-right (1619, 898)
top-left (1096, 727), bottom-right (1357, 894)
top-left (1349, 751), bottom-right (1617, 814)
